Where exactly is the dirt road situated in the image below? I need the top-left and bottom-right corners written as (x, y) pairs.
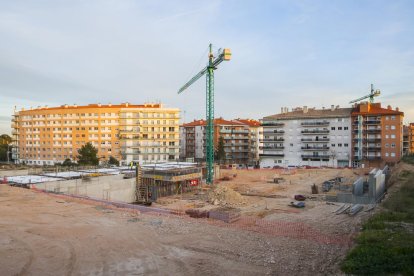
top-left (0, 185), bottom-right (350, 275)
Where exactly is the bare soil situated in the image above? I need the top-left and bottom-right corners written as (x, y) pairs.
top-left (0, 183), bottom-right (356, 275)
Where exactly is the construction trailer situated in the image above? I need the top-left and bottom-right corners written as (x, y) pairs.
top-left (135, 162), bottom-right (202, 204)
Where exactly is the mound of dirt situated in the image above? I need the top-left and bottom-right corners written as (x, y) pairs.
top-left (208, 185), bottom-right (247, 207)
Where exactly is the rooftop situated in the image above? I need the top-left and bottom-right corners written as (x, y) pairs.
top-left (264, 106), bottom-right (352, 120)
top-left (183, 118), bottom-right (247, 127)
top-left (351, 102), bottom-right (404, 116)
top-left (16, 103), bottom-right (166, 113)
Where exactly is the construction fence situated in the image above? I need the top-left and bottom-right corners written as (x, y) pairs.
top-left (30, 186), bottom-right (353, 247)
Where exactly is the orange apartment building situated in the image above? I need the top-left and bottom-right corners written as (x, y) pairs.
top-left (11, 103), bottom-right (180, 165)
top-left (351, 102), bottom-right (404, 167)
top-left (179, 118), bottom-right (261, 165)
top-left (403, 123), bottom-right (414, 155)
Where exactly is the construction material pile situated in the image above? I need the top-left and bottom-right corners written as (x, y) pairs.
top-left (207, 185), bottom-right (247, 207)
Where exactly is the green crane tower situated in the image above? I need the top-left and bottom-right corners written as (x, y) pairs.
top-left (178, 44), bottom-right (231, 184)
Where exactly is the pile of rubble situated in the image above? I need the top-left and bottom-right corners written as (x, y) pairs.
top-left (208, 185), bottom-right (247, 207)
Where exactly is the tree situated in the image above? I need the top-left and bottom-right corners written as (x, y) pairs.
top-left (62, 158), bottom-right (74, 166)
top-left (0, 134), bottom-right (12, 145)
top-left (108, 156), bottom-right (119, 166)
top-left (215, 136), bottom-right (226, 164)
top-left (77, 142), bottom-right (99, 165)
top-left (0, 134), bottom-right (12, 161)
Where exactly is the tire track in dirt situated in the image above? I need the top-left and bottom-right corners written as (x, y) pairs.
top-left (63, 241), bottom-right (76, 276)
top-left (9, 236), bottom-right (35, 276)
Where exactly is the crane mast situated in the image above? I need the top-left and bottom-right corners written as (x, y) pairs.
top-left (178, 44), bottom-right (231, 184)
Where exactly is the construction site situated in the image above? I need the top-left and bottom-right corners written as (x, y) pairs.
top-left (1, 160), bottom-right (410, 275)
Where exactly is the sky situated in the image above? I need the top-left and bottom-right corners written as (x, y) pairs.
top-left (1, 0), bottom-right (414, 135)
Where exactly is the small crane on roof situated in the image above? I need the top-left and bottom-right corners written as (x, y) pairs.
top-left (349, 84), bottom-right (381, 104)
top-left (178, 44), bottom-right (231, 184)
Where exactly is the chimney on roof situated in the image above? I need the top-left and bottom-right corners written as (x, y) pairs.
top-left (387, 105), bottom-right (392, 110)
top-left (303, 106), bottom-right (308, 113)
top-left (331, 105), bottom-right (335, 111)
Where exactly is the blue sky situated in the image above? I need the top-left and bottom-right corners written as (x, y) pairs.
top-left (1, 0), bottom-right (413, 134)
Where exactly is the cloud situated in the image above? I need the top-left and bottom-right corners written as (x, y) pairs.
top-left (0, 0), bottom-right (413, 134)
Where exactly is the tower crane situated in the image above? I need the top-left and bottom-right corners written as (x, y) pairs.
top-left (349, 84), bottom-right (381, 104)
top-left (178, 44), bottom-right (231, 184)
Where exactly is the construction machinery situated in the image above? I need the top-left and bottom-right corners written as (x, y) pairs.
top-left (178, 44), bottom-right (231, 184)
top-left (349, 84), bottom-right (381, 104)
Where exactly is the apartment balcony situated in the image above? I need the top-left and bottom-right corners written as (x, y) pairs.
top-left (365, 138), bottom-right (382, 143)
top-left (366, 147), bottom-right (382, 152)
top-left (301, 146), bottom-right (330, 151)
top-left (261, 122), bottom-right (284, 127)
top-left (223, 136), bottom-right (249, 140)
top-left (261, 130), bottom-right (285, 134)
top-left (220, 129), bottom-right (249, 134)
top-left (119, 128), bottom-right (140, 133)
top-left (224, 143), bottom-right (249, 147)
top-left (366, 129), bottom-right (382, 134)
top-left (301, 154), bottom-right (330, 159)
top-left (260, 146), bottom-right (284, 150)
top-left (259, 153), bottom-right (285, 157)
top-left (301, 121), bottom-right (330, 127)
top-left (301, 138), bottom-right (329, 143)
top-left (259, 138), bottom-right (284, 142)
top-left (353, 119), bottom-right (381, 125)
top-left (301, 129), bottom-right (329, 134)
top-left (119, 136), bottom-right (140, 140)
top-left (365, 120), bottom-right (381, 125)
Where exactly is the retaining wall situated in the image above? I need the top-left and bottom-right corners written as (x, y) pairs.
top-left (33, 174), bottom-right (136, 203)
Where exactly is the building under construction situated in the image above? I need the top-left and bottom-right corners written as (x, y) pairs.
top-left (135, 162), bottom-right (202, 204)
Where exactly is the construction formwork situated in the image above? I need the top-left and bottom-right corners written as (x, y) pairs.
top-left (137, 163), bottom-right (203, 202)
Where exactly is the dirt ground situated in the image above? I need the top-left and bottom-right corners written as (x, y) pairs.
top-left (0, 182), bottom-right (359, 276)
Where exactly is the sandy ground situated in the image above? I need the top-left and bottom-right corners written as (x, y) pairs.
top-left (0, 183), bottom-right (357, 276)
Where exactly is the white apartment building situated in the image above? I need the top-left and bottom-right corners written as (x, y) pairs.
top-left (260, 106), bottom-right (352, 168)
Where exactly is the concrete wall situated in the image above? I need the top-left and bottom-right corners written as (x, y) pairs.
top-left (33, 174), bottom-right (136, 203)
